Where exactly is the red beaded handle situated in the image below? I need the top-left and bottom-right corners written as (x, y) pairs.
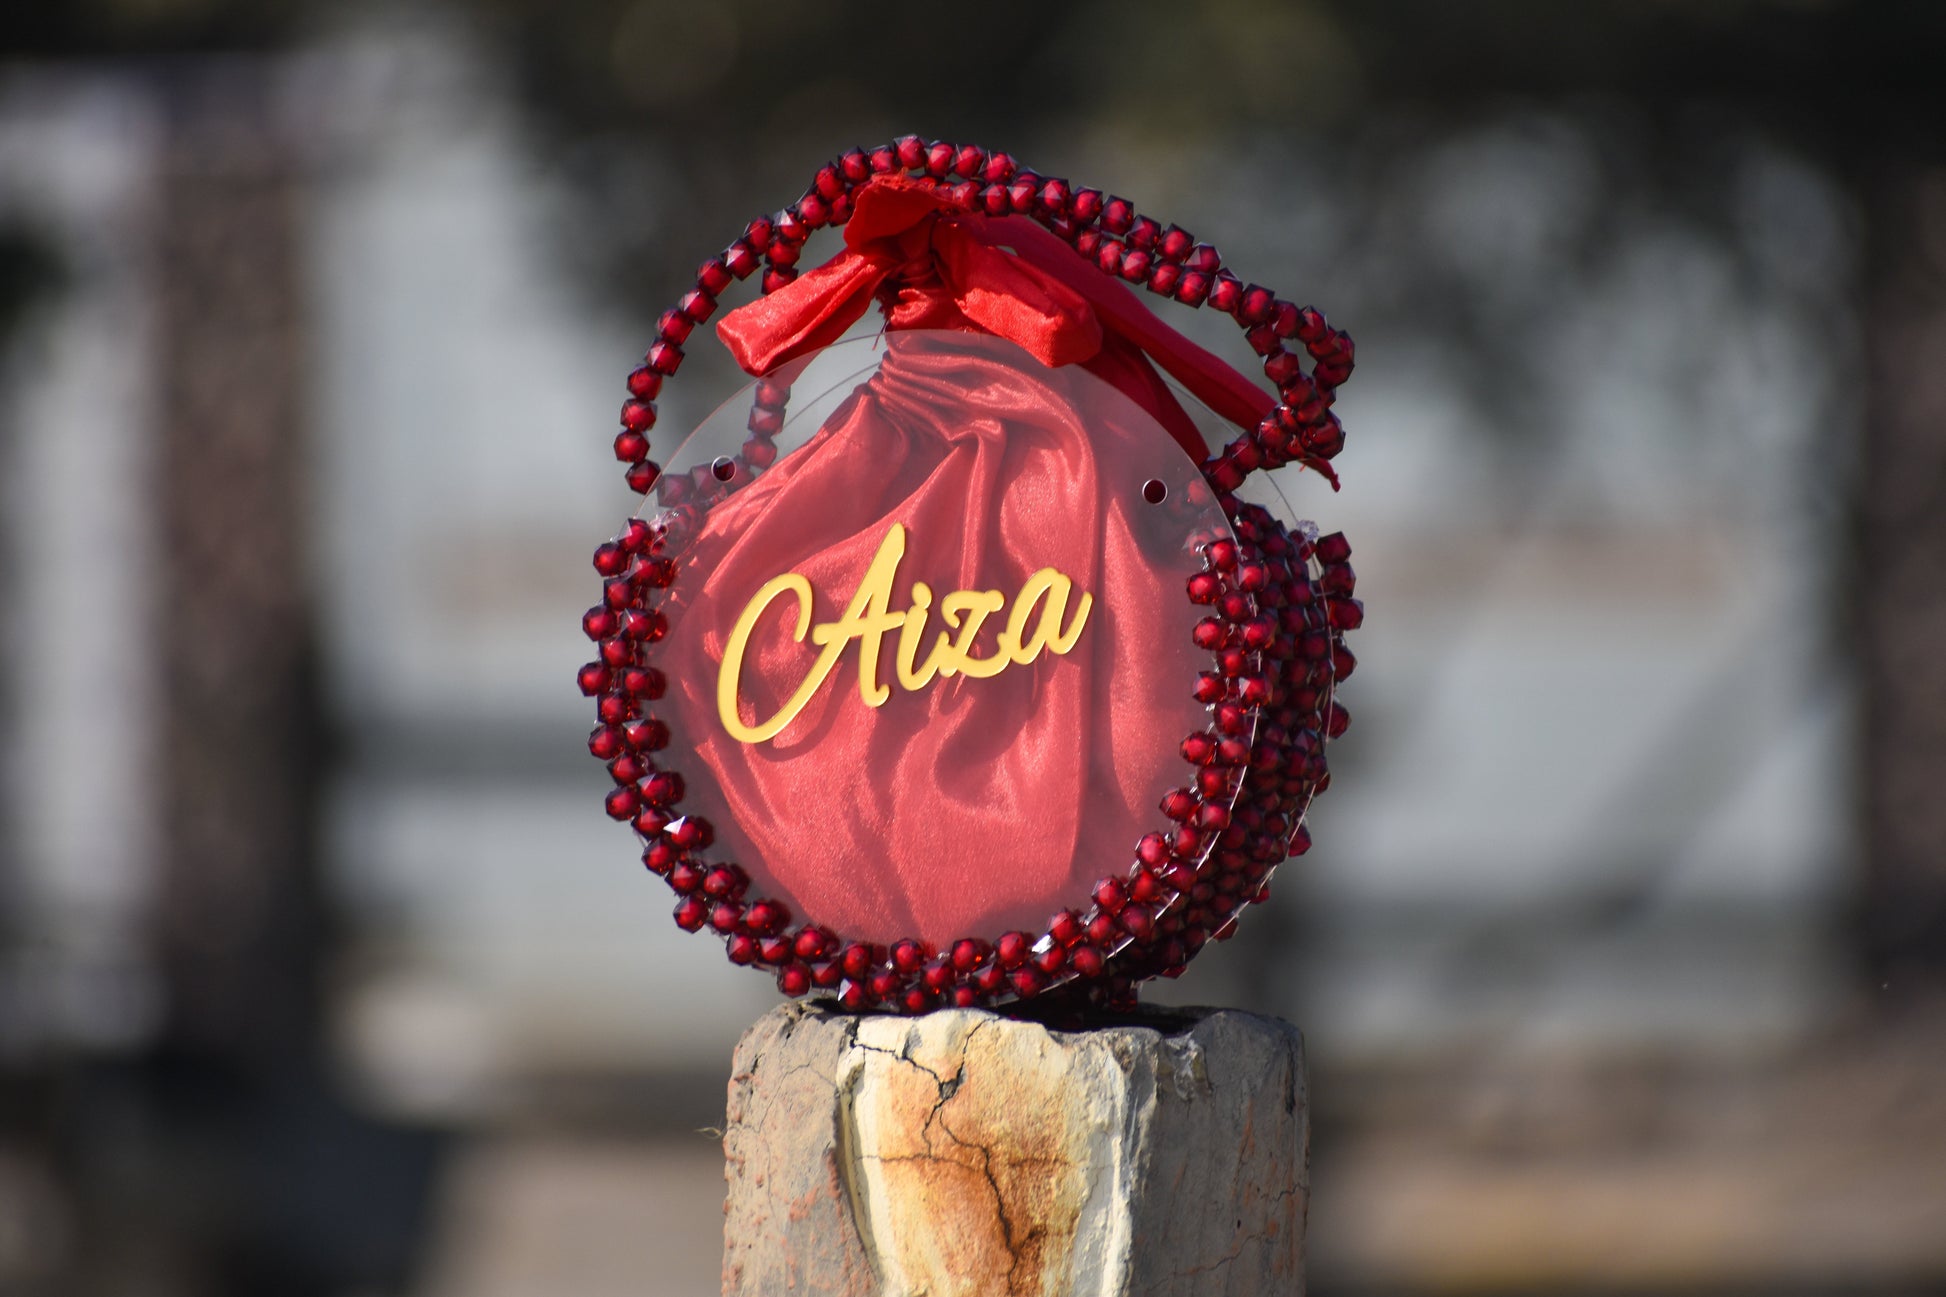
top-left (580, 137), bottom-right (1360, 1014)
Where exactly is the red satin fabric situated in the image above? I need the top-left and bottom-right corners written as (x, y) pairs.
top-left (656, 179), bottom-right (1271, 946)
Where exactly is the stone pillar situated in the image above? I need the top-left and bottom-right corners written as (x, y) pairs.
top-left (722, 1003), bottom-right (1307, 1297)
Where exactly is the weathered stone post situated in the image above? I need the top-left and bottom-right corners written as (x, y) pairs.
top-left (722, 1003), bottom-right (1308, 1296)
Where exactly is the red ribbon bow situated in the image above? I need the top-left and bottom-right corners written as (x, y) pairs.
top-left (716, 174), bottom-right (1274, 463)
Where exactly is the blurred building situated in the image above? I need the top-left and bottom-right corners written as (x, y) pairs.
top-left (3, 3), bottom-right (1945, 1295)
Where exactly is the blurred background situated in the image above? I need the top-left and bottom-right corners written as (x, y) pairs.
top-left (3, 1), bottom-right (1944, 1293)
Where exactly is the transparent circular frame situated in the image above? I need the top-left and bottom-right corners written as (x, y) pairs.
top-left (641, 331), bottom-right (1249, 958)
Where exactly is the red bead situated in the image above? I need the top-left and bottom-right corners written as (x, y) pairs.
top-left (1328, 597), bottom-right (1364, 631)
top-left (745, 899), bottom-right (789, 935)
top-left (620, 608), bottom-right (665, 641)
top-left (1100, 196), bottom-right (1134, 234)
top-left (618, 517), bottom-right (652, 552)
top-left (1192, 618), bottom-right (1228, 650)
top-left (623, 717), bottom-right (668, 751)
top-left (1186, 244), bottom-right (1222, 273)
top-left (1120, 249), bottom-right (1153, 283)
top-left (698, 256), bottom-right (733, 295)
top-left (794, 193), bottom-right (829, 228)
top-left (678, 289), bottom-right (717, 323)
top-left (1158, 225), bottom-right (1194, 261)
top-left (582, 606), bottom-right (618, 640)
top-left (667, 816), bottom-right (712, 851)
top-left (868, 146), bottom-right (898, 174)
top-left (814, 163), bottom-right (845, 200)
top-left (891, 939), bottom-right (925, 974)
top-left (1147, 262), bottom-right (1181, 297)
top-left (974, 962), bottom-right (1007, 995)
top-left (953, 144), bottom-right (986, 179)
top-left (952, 986), bottom-right (981, 1008)
top-left (1264, 351), bottom-right (1304, 387)
top-left (1327, 700), bottom-right (1351, 739)
top-left (702, 865), bottom-right (745, 899)
top-left (1137, 832), bottom-right (1171, 867)
top-left (668, 862), bottom-right (704, 894)
top-left (1048, 910), bottom-right (1083, 946)
top-left (624, 461), bottom-right (660, 495)
top-left (1087, 912), bottom-right (1118, 945)
top-left (1070, 944), bottom-right (1105, 978)
top-left (1239, 285), bottom-right (1275, 324)
top-left (922, 958), bottom-right (955, 992)
top-left (598, 638), bottom-right (631, 668)
top-left (1209, 275), bottom-right (1243, 315)
top-left (840, 149), bottom-right (871, 183)
top-left (577, 662), bottom-right (610, 696)
top-left (596, 692), bottom-right (633, 726)
top-left (603, 785), bottom-right (638, 820)
top-left (1181, 732), bottom-right (1217, 765)
top-left (925, 140), bottom-right (956, 177)
top-left (1093, 877), bottom-right (1128, 913)
top-left (1095, 238), bottom-right (1124, 276)
top-left (1038, 177), bottom-right (1071, 213)
top-left (1120, 905), bottom-right (1155, 940)
top-left (673, 896), bottom-right (708, 931)
top-left (656, 309), bottom-right (692, 345)
top-left (996, 931), bottom-right (1030, 968)
top-left (724, 239), bottom-right (758, 279)
top-left (626, 366), bottom-right (662, 399)
top-left (980, 151), bottom-right (1016, 183)
top-left (641, 769), bottom-right (683, 803)
top-left (1175, 270), bottom-right (1211, 306)
top-left (761, 267), bottom-right (797, 294)
top-left (840, 943), bottom-right (874, 979)
top-left (1070, 187), bottom-right (1103, 224)
top-left (1316, 531), bottom-right (1352, 564)
top-left (1193, 672), bottom-right (1225, 704)
top-left (1130, 869), bottom-right (1165, 904)
top-left (646, 341), bottom-right (683, 374)
top-left (894, 135), bottom-right (926, 169)
top-left (1010, 966), bottom-right (1048, 998)
top-left (1127, 216), bottom-right (1160, 251)
top-left (614, 430), bottom-right (649, 464)
top-left (709, 902), bottom-right (743, 934)
top-left (778, 964), bottom-right (811, 997)
top-left (1160, 788), bottom-right (1198, 821)
top-left (951, 938), bottom-right (989, 972)
top-left (1034, 945), bottom-right (1066, 975)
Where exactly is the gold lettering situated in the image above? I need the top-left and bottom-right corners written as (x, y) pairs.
top-left (937, 589), bottom-right (1008, 678)
top-left (716, 524), bottom-right (1095, 743)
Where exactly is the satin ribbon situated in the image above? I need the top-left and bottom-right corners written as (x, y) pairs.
top-left (715, 174), bottom-right (1274, 463)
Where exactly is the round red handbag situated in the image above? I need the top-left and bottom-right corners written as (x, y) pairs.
top-left (579, 139), bottom-right (1360, 1014)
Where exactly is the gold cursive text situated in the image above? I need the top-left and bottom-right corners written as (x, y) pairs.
top-left (716, 524), bottom-right (1092, 743)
